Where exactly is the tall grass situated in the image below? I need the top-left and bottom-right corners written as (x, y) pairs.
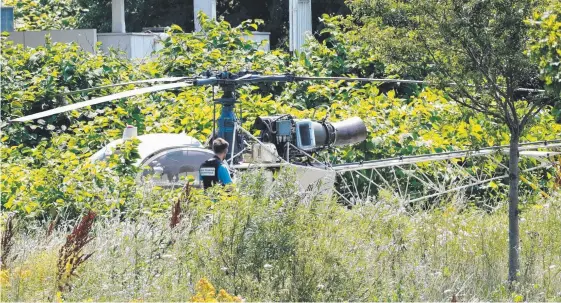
top-left (1, 169), bottom-right (560, 301)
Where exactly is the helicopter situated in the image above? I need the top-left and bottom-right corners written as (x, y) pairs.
top-left (9, 71), bottom-right (561, 205)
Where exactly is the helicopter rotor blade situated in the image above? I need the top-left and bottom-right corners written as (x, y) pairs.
top-left (235, 74), bottom-right (254, 81)
top-left (60, 77), bottom-right (194, 96)
top-left (193, 77), bottom-right (218, 86)
top-left (234, 74), bottom-right (294, 83)
top-left (292, 76), bottom-right (545, 93)
top-left (293, 76), bottom-right (428, 85)
top-left (10, 81), bottom-right (193, 123)
top-left (191, 72), bottom-right (544, 93)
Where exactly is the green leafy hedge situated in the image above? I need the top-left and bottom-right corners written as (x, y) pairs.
top-left (1, 15), bottom-right (560, 219)
top-left (3, 0), bottom-right (86, 31)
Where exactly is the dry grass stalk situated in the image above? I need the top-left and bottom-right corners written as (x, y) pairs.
top-left (555, 158), bottom-right (561, 188)
top-left (170, 181), bottom-right (191, 229)
top-left (46, 213), bottom-right (59, 238)
top-left (56, 210), bottom-right (96, 292)
top-left (1, 214), bottom-right (15, 270)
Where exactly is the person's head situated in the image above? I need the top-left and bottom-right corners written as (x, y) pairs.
top-left (212, 138), bottom-right (229, 160)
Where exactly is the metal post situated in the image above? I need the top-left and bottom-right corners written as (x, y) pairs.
top-left (230, 122), bottom-right (237, 166)
top-left (289, 0), bottom-right (312, 51)
top-left (112, 0), bottom-right (126, 33)
top-left (216, 84), bottom-right (237, 162)
top-left (212, 85), bottom-right (216, 141)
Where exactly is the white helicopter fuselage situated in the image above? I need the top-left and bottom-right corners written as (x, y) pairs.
top-left (91, 127), bottom-right (336, 196)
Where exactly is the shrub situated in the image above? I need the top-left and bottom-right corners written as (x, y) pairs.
top-left (1, 12), bottom-right (559, 225)
top-left (2, 0), bottom-right (86, 31)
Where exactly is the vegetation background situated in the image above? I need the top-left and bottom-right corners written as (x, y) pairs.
top-left (1, 0), bottom-right (561, 301)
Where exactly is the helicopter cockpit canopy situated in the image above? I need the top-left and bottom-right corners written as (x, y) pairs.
top-left (91, 133), bottom-right (215, 187)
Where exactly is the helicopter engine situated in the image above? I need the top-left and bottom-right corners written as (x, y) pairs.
top-left (251, 115), bottom-right (367, 161)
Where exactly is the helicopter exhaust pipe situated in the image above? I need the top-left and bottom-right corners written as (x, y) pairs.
top-left (312, 117), bottom-right (367, 147)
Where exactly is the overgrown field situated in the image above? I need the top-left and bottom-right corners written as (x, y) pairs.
top-left (1, 170), bottom-right (561, 301)
top-left (2, 3), bottom-right (561, 302)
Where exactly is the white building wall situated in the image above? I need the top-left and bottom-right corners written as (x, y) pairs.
top-left (111, 0), bottom-right (126, 33)
top-left (6, 30), bottom-right (268, 60)
top-left (289, 0), bottom-right (312, 51)
top-left (97, 33), bottom-right (164, 60)
top-left (97, 33), bottom-right (132, 58)
top-left (5, 29), bottom-right (98, 53)
top-left (243, 32), bottom-right (271, 51)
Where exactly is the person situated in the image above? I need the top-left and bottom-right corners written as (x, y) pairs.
top-left (199, 138), bottom-right (233, 189)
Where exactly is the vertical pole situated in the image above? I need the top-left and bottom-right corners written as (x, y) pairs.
top-left (212, 85), bottom-right (216, 142)
top-left (194, 0), bottom-right (217, 32)
top-left (230, 123), bottom-right (237, 166)
top-left (216, 85), bottom-right (238, 163)
top-left (112, 0), bottom-right (126, 33)
top-left (289, 0), bottom-right (294, 51)
top-left (289, 0), bottom-right (312, 51)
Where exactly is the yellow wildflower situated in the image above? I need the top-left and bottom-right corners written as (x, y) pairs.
top-left (190, 278), bottom-right (241, 302)
top-left (0, 269), bottom-right (10, 286)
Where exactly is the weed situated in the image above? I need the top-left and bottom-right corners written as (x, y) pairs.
top-left (1, 213), bottom-right (15, 270)
top-left (171, 181), bottom-right (192, 229)
top-left (56, 211), bottom-right (96, 293)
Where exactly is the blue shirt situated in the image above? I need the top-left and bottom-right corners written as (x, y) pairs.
top-left (217, 164), bottom-right (233, 185)
top-left (199, 162), bottom-right (232, 185)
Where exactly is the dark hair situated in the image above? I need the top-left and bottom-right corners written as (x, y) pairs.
top-left (212, 138), bottom-right (229, 154)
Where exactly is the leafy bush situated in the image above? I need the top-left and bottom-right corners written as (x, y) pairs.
top-left (2, 15), bottom-right (560, 220)
top-left (527, 2), bottom-right (561, 121)
top-left (0, 37), bottom-right (137, 147)
top-left (2, 0), bottom-right (86, 31)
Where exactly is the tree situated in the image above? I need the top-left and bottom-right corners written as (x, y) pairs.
top-left (2, 0), bottom-right (86, 30)
top-left (528, 2), bottom-right (561, 109)
top-left (349, 0), bottom-right (561, 285)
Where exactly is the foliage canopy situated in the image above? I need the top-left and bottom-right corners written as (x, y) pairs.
top-left (2, 13), bottom-right (560, 219)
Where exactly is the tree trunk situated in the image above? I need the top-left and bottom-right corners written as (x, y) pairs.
top-left (508, 129), bottom-right (521, 285)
